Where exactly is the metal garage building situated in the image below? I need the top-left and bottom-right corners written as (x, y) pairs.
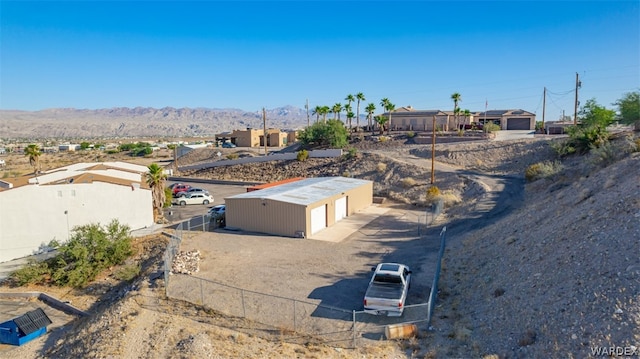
top-left (225, 177), bottom-right (373, 238)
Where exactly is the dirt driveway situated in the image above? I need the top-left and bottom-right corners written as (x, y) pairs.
top-left (168, 204), bottom-right (445, 339)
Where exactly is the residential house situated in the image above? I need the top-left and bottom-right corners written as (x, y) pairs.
top-left (0, 161), bottom-right (154, 263)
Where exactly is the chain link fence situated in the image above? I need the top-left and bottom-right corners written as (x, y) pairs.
top-left (162, 218), bottom-right (448, 348)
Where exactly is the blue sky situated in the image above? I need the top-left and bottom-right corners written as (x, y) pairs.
top-left (1, 1), bottom-right (638, 120)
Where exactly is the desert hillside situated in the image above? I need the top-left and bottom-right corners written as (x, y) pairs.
top-left (0, 106), bottom-right (309, 139)
top-left (2, 133), bottom-right (638, 358)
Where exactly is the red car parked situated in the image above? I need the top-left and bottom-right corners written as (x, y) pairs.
top-left (171, 184), bottom-right (191, 196)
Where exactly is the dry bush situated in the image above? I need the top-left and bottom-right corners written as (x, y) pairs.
top-left (426, 185), bottom-right (441, 200)
top-left (376, 162), bottom-right (387, 173)
top-left (296, 149), bottom-right (309, 161)
top-left (440, 190), bottom-right (461, 206)
top-left (525, 160), bottom-right (563, 182)
top-left (342, 170), bottom-right (351, 177)
top-left (401, 177), bottom-right (416, 188)
top-left (226, 153), bottom-right (239, 160)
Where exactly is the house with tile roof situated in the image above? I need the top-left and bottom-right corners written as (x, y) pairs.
top-left (382, 106), bottom-right (535, 131)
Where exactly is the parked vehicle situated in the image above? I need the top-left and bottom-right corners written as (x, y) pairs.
top-left (175, 187), bottom-right (209, 198)
top-left (363, 263), bottom-right (412, 317)
top-left (172, 193), bottom-right (213, 206)
top-left (172, 184), bottom-right (191, 196)
top-left (222, 142), bottom-right (236, 148)
top-left (205, 204), bottom-right (226, 219)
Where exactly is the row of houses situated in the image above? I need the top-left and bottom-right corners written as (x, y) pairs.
top-left (381, 107), bottom-right (536, 131)
top-left (215, 128), bottom-right (298, 148)
top-left (0, 155), bottom-right (374, 262)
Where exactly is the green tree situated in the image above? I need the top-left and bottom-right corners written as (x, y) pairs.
top-left (24, 144), bottom-right (41, 174)
top-left (379, 99), bottom-right (395, 135)
top-left (580, 98), bottom-right (616, 128)
top-left (451, 92), bottom-right (462, 131)
top-left (345, 94), bottom-right (355, 130)
top-left (332, 103), bottom-right (343, 122)
top-left (365, 102), bottom-right (376, 134)
top-left (320, 105), bottom-right (330, 123)
top-left (80, 142), bottom-right (91, 150)
top-left (146, 163), bottom-right (167, 223)
top-left (614, 91), bottom-right (640, 127)
top-left (374, 115), bottom-right (388, 135)
top-left (298, 119), bottom-right (348, 148)
top-left (312, 105), bottom-right (322, 123)
top-left (355, 92), bottom-right (366, 132)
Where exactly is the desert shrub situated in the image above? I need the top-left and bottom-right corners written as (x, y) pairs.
top-left (11, 220), bottom-right (134, 288)
top-left (525, 161), bottom-right (563, 182)
top-left (376, 162), bottom-right (387, 173)
top-left (342, 170), bottom-right (351, 178)
top-left (564, 124), bottom-right (609, 155)
top-left (106, 149), bottom-right (119, 154)
top-left (406, 131), bottom-right (416, 138)
top-left (226, 153), bottom-right (239, 160)
top-left (457, 129), bottom-right (464, 137)
top-left (298, 119), bottom-right (348, 148)
top-left (484, 123), bottom-right (501, 133)
top-left (344, 148), bottom-right (357, 160)
top-left (401, 177), bottom-right (416, 188)
top-left (622, 135), bottom-right (640, 153)
top-left (440, 190), bottom-right (462, 206)
top-left (113, 264), bottom-right (141, 282)
top-left (426, 185), bottom-right (441, 201)
top-left (164, 187), bottom-right (173, 208)
top-left (588, 142), bottom-right (618, 168)
top-left (296, 149), bottom-right (309, 162)
top-left (378, 136), bottom-right (388, 142)
top-left (551, 140), bottom-right (577, 157)
top-left (10, 260), bottom-right (51, 286)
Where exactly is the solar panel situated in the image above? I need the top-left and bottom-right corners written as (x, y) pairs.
top-left (13, 308), bottom-right (52, 335)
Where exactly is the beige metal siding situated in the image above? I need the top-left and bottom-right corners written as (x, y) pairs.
top-left (226, 198), bottom-right (306, 237)
top-left (304, 181), bottom-right (373, 235)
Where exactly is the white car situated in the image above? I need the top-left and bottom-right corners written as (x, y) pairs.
top-left (172, 193), bottom-right (214, 206)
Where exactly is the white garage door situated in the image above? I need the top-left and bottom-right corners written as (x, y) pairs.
top-left (310, 205), bottom-right (327, 234)
top-left (335, 197), bottom-right (347, 222)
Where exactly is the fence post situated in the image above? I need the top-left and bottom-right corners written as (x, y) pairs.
top-left (426, 226), bottom-right (447, 327)
top-left (352, 310), bottom-right (356, 348)
top-left (200, 278), bottom-right (204, 305)
top-left (241, 289), bottom-right (246, 318)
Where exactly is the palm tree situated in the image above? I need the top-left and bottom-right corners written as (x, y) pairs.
top-left (346, 108), bottom-right (355, 133)
top-left (461, 109), bottom-right (471, 130)
top-left (320, 105), bottom-right (330, 123)
top-left (380, 98), bottom-right (395, 135)
top-left (332, 103), bottom-right (343, 122)
top-left (374, 115), bottom-right (388, 135)
top-left (356, 92), bottom-right (365, 132)
top-left (365, 103), bottom-right (376, 134)
top-left (312, 105), bottom-right (322, 123)
top-left (24, 144), bottom-right (41, 174)
top-left (345, 94), bottom-right (355, 129)
top-left (450, 92), bottom-right (462, 132)
top-left (146, 163), bottom-right (167, 224)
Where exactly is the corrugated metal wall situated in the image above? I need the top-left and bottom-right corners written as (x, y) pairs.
top-left (226, 197), bottom-right (306, 237)
top-left (227, 181), bottom-right (373, 238)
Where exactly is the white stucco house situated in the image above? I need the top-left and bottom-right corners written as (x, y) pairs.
top-left (0, 161), bottom-right (154, 263)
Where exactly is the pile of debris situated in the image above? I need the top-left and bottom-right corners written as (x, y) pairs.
top-left (171, 250), bottom-right (201, 275)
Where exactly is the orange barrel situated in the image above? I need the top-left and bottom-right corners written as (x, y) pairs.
top-left (385, 323), bottom-right (418, 339)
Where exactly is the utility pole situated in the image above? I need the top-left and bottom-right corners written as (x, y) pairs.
top-left (573, 72), bottom-right (580, 125)
top-left (431, 115), bottom-right (436, 184)
top-left (263, 107), bottom-right (268, 155)
top-left (542, 87), bottom-right (546, 134)
top-left (305, 99), bottom-right (310, 128)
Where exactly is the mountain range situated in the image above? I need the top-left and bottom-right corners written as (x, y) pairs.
top-left (0, 106), bottom-right (314, 140)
